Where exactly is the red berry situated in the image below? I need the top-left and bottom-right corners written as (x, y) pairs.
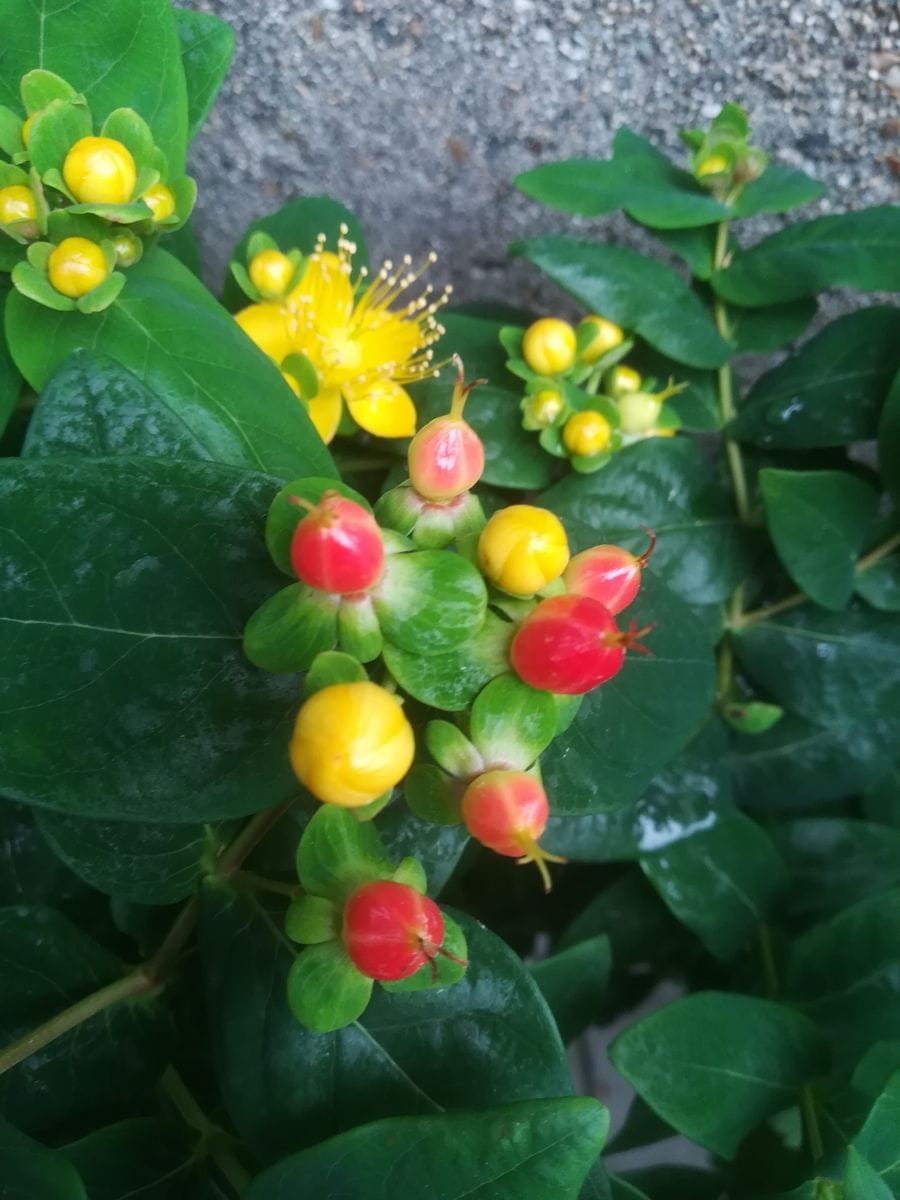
top-left (407, 360), bottom-right (485, 502)
top-left (461, 769), bottom-right (566, 892)
top-left (290, 491), bottom-right (384, 594)
top-left (564, 528), bottom-right (656, 616)
top-left (510, 594), bottom-right (652, 695)
top-left (343, 880), bottom-right (446, 981)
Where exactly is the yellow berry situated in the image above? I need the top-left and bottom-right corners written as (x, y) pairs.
top-left (478, 504), bottom-right (569, 597)
top-left (142, 182), bottom-right (176, 222)
top-left (578, 314), bottom-right (624, 364)
top-left (0, 184), bottom-right (37, 225)
top-left (562, 410), bottom-right (612, 457)
top-left (618, 392), bottom-right (662, 434)
top-left (63, 136), bottom-right (137, 205)
top-left (21, 114), bottom-right (34, 147)
top-left (607, 365), bottom-right (642, 397)
top-left (653, 427), bottom-right (677, 438)
top-left (696, 153), bottom-right (730, 178)
top-left (528, 387), bottom-right (564, 427)
top-left (522, 317), bottom-right (577, 376)
top-left (289, 681), bottom-right (415, 807)
top-left (249, 248), bottom-right (295, 298)
top-left (234, 302), bottom-right (294, 365)
top-left (47, 237), bottom-right (109, 298)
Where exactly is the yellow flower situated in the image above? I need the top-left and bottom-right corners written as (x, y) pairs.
top-left (236, 225), bottom-right (450, 443)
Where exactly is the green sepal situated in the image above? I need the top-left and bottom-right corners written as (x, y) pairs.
top-left (337, 594), bottom-right (383, 663)
top-left (374, 548), bottom-right (487, 655)
top-left (75, 269), bottom-right (125, 313)
top-left (20, 69), bottom-right (81, 113)
top-left (381, 913), bottom-right (468, 993)
top-left (722, 700), bottom-right (784, 735)
top-left (470, 672), bottom-right (559, 770)
top-left (499, 325), bottom-right (525, 360)
top-left (0, 162), bottom-right (30, 188)
top-left (410, 491), bottom-right (486, 549)
top-left (285, 894), bottom-right (339, 944)
top-left (574, 332), bottom-right (634, 376)
top-left (243, 582), bottom-right (339, 672)
top-left (296, 806), bottom-right (393, 901)
top-left (0, 105), bottom-right (25, 157)
top-left (10, 259), bottom-right (75, 310)
top-left (570, 450), bottom-right (613, 474)
top-left (0, 219), bottom-right (30, 246)
top-left (713, 101), bottom-right (750, 138)
top-left (287, 941), bottom-right (373, 1032)
top-left (158, 174), bottom-right (197, 232)
top-left (351, 792), bottom-right (393, 822)
top-left (403, 763), bottom-right (464, 826)
top-left (383, 609), bottom-right (512, 711)
top-left (381, 527), bottom-right (415, 555)
top-left (28, 97), bottom-right (92, 180)
top-left (554, 693), bottom-right (583, 734)
top-left (25, 240), bottom-right (52, 269)
top-left (100, 108), bottom-right (157, 174)
top-left (229, 259), bottom-right (260, 302)
top-left (134, 165), bottom-right (162, 200)
top-left (65, 200), bottom-right (154, 224)
top-left (247, 230), bottom-right (280, 257)
top-left (563, 382), bottom-right (620, 426)
top-left (538, 421), bottom-right (568, 458)
top-left (425, 719), bottom-right (483, 779)
top-left (265, 476), bottom-right (372, 576)
top-left (392, 856), bottom-right (427, 892)
top-left (282, 351), bottom-right (319, 400)
top-left (304, 650), bottom-right (367, 696)
top-left (45, 208), bottom-right (109, 244)
top-left (373, 484), bottom-right (420, 537)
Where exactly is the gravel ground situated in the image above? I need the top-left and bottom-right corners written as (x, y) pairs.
top-left (188, 0), bottom-right (899, 308)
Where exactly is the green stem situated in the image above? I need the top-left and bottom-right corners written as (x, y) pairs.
top-left (800, 1083), bottom-right (825, 1163)
top-left (161, 1066), bottom-right (252, 1195)
top-left (713, 221), bottom-right (750, 525)
top-left (233, 869), bottom-right (298, 898)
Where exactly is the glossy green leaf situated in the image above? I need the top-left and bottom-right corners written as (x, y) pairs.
top-left (787, 889), bottom-right (900, 1072)
top-left (373, 549), bottom-right (487, 654)
top-left (541, 438), bottom-right (752, 606)
top-left (530, 935), bottom-right (611, 1043)
top-left (844, 1146), bottom-right (893, 1200)
top-left (0, 457), bottom-right (301, 822)
top-left (296, 807), bottom-right (392, 901)
top-left (61, 1118), bottom-right (209, 1200)
top-left (864, 763), bottom-right (900, 827)
top-left (760, 469), bottom-right (879, 610)
top-left (176, 10), bottom-right (235, 142)
top-left (712, 207), bottom-right (900, 306)
top-left (729, 297), bottom-right (818, 353)
top-left (376, 804), bottom-right (469, 897)
top-left (244, 1098), bottom-right (607, 1200)
top-left (878, 370), bottom-right (900, 505)
top-left (0, 0), bottom-right (188, 172)
top-left (470, 673), bottom-right (559, 769)
top-left (511, 236), bottom-right (732, 368)
top-left (0, 802), bottom-right (87, 906)
top-left (610, 991), bottom-right (828, 1159)
top-left (6, 249), bottom-right (334, 480)
top-left (0, 296), bottom-right (20, 440)
top-left (0, 1118), bottom-right (87, 1200)
top-left (287, 941), bottom-right (373, 1033)
top-left (201, 884), bottom-right (572, 1158)
top-left (0, 906), bottom-right (167, 1134)
top-left (856, 556), bottom-right (900, 612)
top-left (851, 1069), bottom-right (900, 1192)
top-left (774, 818), bottom-right (900, 922)
top-left (733, 308), bottom-right (900, 448)
top-left (731, 165), bottom-right (827, 218)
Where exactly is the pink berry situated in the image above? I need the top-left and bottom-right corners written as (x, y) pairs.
top-left (343, 880), bottom-right (451, 981)
top-left (461, 769), bottom-right (565, 892)
top-left (290, 491), bottom-right (384, 594)
top-left (564, 528), bottom-right (656, 616)
top-left (407, 359), bottom-right (485, 502)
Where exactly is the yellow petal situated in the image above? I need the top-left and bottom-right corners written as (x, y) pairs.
top-left (343, 379), bottom-right (417, 438)
top-left (307, 387), bottom-right (343, 444)
top-left (234, 302), bottom-right (293, 365)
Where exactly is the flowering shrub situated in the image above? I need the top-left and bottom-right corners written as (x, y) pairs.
top-left (1, 4), bottom-right (900, 1199)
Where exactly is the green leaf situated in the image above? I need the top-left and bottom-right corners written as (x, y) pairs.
top-left (0, 906), bottom-right (167, 1134)
top-left (851, 1069), bottom-right (900, 1192)
top-left (0, 457), bottom-right (301, 822)
top-left (731, 165), bottom-right (827, 218)
top-left (244, 1098), bottom-right (608, 1200)
top-left (786, 889), bottom-right (900, 1072)
top-left (33, 809), bottom-right (212, 904)
top-left (651, 225), bottom-right (718, 280)
top-left (470, 673), bottom-right (559, 769)
top-left (531, 935), bottom-right (611, 1043)
top-left (541, 437), bottom-right (752, 606)
top-left (729, 297), bottom-right (819, 353)
top-left (0, 801), bottom-right (86, 906)
top-left (383, 609), bottom-right (513, 711)
top-left (287, 941), bottom-right (373, 1033)
top-left (610, 991), bottom-right (829, 1159)
top-left (774, 819), bottom-right (900, 924)
top-left (712, 207), bottom-right (900, 306)
top-left (243, 582), bottom-right (338, 672)
top-left (733, 308), bottom-right (900, 448)
top-left (759, 469), bottom-right (879, 609)
top-left (6, 248), bottom-right (334, 480)
top-left (0, 295), bottom-right (21, 439)
top-left (376, 804), bottom-right (468, 896)
top-left (373, 549), bottom-right (487, 655)
top-left (511, 236), bottom-right (733, 369)
top-left (402, 763), bottom-right (464, 825)
top-left (61, 1118), bottom-right (210, 1200)
top-left (844, 1146), bottom-right (894, 1200)
top-left (201, 886), bottom-right (572, 1158)
top-left (0, 1118), bottom-right (87, 1200)
top-left (176, 9), bottom-right (235, 142)
top-left (0, 0), bottom-right (188, 172)
top-left (856, 556), bottom-right (900, 612)
top-left (878, 370), bottom-right (900, 505)
top-left (295, 807), bottom-right (392, 901)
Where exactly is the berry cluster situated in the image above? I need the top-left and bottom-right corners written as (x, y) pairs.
top-left (0, 69), bottom-right (194, 312)
top-left (502, 313), bottom-right (685, 473)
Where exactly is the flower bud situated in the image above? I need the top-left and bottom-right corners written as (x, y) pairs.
top-left (110, 228), bottom-right (143, 268)
top-left (407, 363), bottom-right (484, 501)
top-left (0, 184), bottom-right (36, 225)
top-left (522, 317), bottom-right (577, 376)
top-left (696, 153), bottom-right (730, 177)
top-left (47, 237), bottom-right (109, 298)
top-left (62, 136), bottom-right (136, 205)
top-left (289, 681), bottom-right (415, 807)
top-left (141, 182), bottom-right (175, 222)
top-left (578, 314), bottom-right (624, 364)
top-left (477, 504), bottom-right (569, 597)
top-left (234, 302), bottom-right (294, 366)
top-left (461, 769), bottom-right (565, 892)
top-left (343, 880), bottom-right (447, 980)
top-left (607, 365), bottom-right (642, 397)
top-left (618, 391), bottom-right (662, 435)
top-left (564, 529), bottom-right (656, 615)
top-left (249, 248), bottom-right (295, 298)
top-left (524, 387), bottom-right (564, 428)
top-left (290, 491), bottom-right (384, 594)
top-left (562, 410), bottom-right (612, 457)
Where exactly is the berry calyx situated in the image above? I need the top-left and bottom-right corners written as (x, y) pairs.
top-left (289, 491), bottom-right (385, 594)
top-left (478, 504), bottom-right (569, 597)
top-left (249, 248), bottom-right (295, 298)
top-left (564, 528), bottom-right (656, 615)
top-left (343, 880), bottom-right (461, 981)
top-left (142, 182), bottom-right (176, 222)
top-left (525, 387), bottom-right (564, 427)
top-left (510, 593), bottom-right (652, 694)
top-left (461, 769), bottom-right (566, 892)
top-left (407, 359), bottom-right (485, 502)
top-left (289, 681), bottom-right (415, 807)
top-left (522, 317), bottom-right (577, 376)
top-left (562, 410), bottom-right (612, 457)
top-left (47, 237), bottom-right (109, 298)
top-left (62, 136), bottom-right (136, 205)
top-left (578, 314), bottom-right (624, 364)
top-left (234, 302), bottom-right (294, 366)
top-left (0, 184), bottom-right (36, 225)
